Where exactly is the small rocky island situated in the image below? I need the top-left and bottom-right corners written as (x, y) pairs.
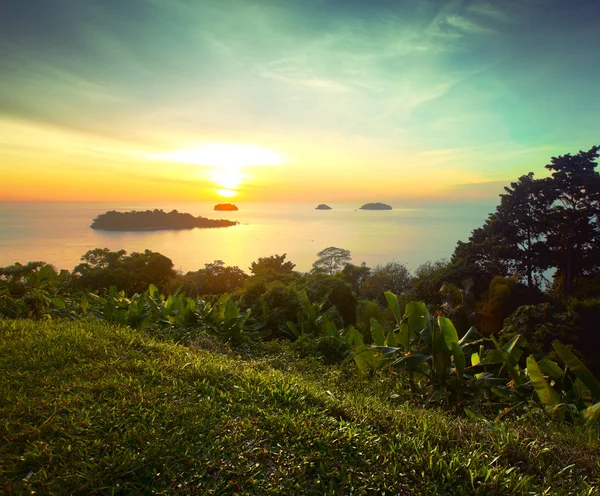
top-left (91, 209), bottom-right (237, 231)
top-left (360, 202), bottom-right (392, 210)
top-left (214, 203), bottom-right (239, 211)
top-left (315, 204), bottom-right (332, 210)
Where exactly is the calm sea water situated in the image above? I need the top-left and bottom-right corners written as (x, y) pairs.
top-left (0, 202), bottom-right (495, 273)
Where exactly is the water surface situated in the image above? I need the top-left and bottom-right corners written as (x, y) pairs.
top-left (0, 202), bottom-right (495, 273)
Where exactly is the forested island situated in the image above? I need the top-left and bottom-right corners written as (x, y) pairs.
top-left (90, 209), bottom-right (237, 231)
top-left (214, 203), bottom-right (238, 211)
top-left (360, 202), bottom-right (392, 210)
top-left (315, 203), bottom-right (332, 210)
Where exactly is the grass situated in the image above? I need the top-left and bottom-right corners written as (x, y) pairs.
top-left (1, 319), bottom-right (599, 495)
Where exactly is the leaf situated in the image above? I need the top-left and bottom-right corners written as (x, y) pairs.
top-left (52, 297), bottom-right (66, 309)
top-left (392, 352), bottom-right (429, 371)
top-left (581, 401), bottom-right (600, 423)
top-left (80, 296), bottom-right (89, 313)
top-left (406, 301), bottom-right (429, 340)
top-left (384, 291), bottom-right (403, 324)
top-left (369, 318), bottom-right (386, 346)
top-left (352, 344), bottom-right (376, 372)
top-left (527, 356), bottom-right (560, 406)
top-left (286, 321), bottom-right (300, 339)
top-left (458, 326), bottom-right (483, 346)
top-left (438, 317), bottom-right (459, 349)
top-left (538, 359), bottom-right (564, 380)
top-left (553, 341), bottom-right (600, 401)
top-left (451, 341), bottom-right (465, 378)
top-left (148, 284), bottom-right (159, 298)
top-left (386, 329), bottom-right (398, 347)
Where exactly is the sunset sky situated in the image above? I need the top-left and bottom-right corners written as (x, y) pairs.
top-left (1, 0), bottom-right (599, 202)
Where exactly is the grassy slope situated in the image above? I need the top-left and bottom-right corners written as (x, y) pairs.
top-left (1, 319), bottom-right (598, 495)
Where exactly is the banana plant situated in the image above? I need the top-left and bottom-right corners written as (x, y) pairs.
top-left (286, 288), bottom-right (333, 338)
top-left (527, 340), bottom-right (600, 423)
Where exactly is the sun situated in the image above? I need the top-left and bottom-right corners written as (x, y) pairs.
top-left (155, 143), bottom-right (284, 197)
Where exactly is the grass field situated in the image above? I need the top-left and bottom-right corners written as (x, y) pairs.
top-left (1, 319), bottom-right (599, 495)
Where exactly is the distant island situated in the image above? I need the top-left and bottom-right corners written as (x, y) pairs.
top-left (214, 203), bottom-right (239, 211)
top-left (90, 209), bottom-right (238, 231)
top-left (315, 204), bottom-right (332, 210)
top-left (359, 203), bottom-right (392, 210)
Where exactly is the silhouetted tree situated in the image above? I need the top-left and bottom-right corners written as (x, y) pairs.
top-left (545, 146), bottom-right (600, 296)
top-left (249, 254), bottom-right (296, 282)
top-left (312, 247), bottom-right (351, 275)
top-left (72, 248), bottom-right (175, 294)
top-left (181, 260), bottom-right (247, 295)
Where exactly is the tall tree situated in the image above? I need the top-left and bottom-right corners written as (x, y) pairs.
top-left (545, 146), bottom-right (600, 295)
top-left (494, 173), bottom-right (554, 289)
top-left (311, 247), bottom-right (351, 276)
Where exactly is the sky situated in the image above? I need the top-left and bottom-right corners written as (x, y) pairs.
top-left (1, 0), bottom-right (599, 203)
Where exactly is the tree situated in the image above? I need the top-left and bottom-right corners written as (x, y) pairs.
top-left (249, 254), bottom-right (296, 282)
top-left (493, 173), bottom-right (554, 288)
top-left (362, 262), bottom-right (412, 303)
top-left (340, 262), bottom-right (370, 294)
top-left (311, 247), bottom-right (351, 276)
top-left (447, 146), bottom-right (600, 297)
top-left (545, 146), bottom-right (600, 296)
top-left (181, 260), bottom-right (247, 296)
top-left (72, 248), bottom-right (175, 294)
top-left (410, 259), bottom-right (451, 305)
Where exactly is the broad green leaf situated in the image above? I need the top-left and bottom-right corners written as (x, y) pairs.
top-left (392, 352), bottom-right (429, 371)
top-left (458, 326), bottom-right (483, 346)
top-left (322, 316), bottom-right (338, 337)
top-left (148, 284), bottom-right (159, 298)
top-left (298, 289), bottom-right (316, 321)
top-left (471, 352), bottom-right (480, 366)
top-left (286, 321), bottom-right (300, 339)
top-left (438, 317), bottom-right (459, 349)
top-left (538, 359), bottom-right (564, 380)
top-left (52, 298), bottom-right (66, 309)
top-left (384, 291), bottom-right (403, 324)
top-left (398, 322), bottom-right (410, 351)
top-left (450, 341), bottom-right (465, 378)
top-left (502, 334), bottom-right (522, 354)
top-left (406, 301), bottom-right (428, 335)
top-left (553, 341), bottom-right (600, 401)
top-left (343, 326), bottom-right (364, 347)
top-left (582, 401), bottom-right (600, 423)
top-left (80, 296), bottom-right (89, 313)
top-left (353, 344), bottom-right (375, 372)
top-left (527, 356), bottom-right (560, 406)
top-left (369, 318), bottom-right (386, 346)
top-left (386, 329), bottom-right (398, 347)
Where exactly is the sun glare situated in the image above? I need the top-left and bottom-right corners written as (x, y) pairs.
top-left (155, 143), bottom-right (284, 197)
top-left (217, 189), bottom-right (237, 198)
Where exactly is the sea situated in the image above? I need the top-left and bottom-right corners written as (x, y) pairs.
top-left (0, 201), bottom-right (497, 274)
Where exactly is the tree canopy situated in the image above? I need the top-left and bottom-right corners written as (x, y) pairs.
top-left (312, 247), bottom-right (351, 275)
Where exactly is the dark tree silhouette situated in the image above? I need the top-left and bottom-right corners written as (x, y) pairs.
top-left (545, 146), bottom-right (600, 296)
top-left (312, 247), bottom-right (351, 275)
top-left (249, 254), bottom-right (296, 282)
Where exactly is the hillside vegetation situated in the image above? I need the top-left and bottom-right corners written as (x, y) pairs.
top-left (1, 319), bottom-right (598, 495)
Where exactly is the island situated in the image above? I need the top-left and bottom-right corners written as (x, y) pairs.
top-left (315, 204), bottom-right (332, 210)
top-left (359, 202), bottom-right (392, 210)
top-left (90, 209), bottom-right (238, 231)
top-left (214, 203), bottom-right (239, 211)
